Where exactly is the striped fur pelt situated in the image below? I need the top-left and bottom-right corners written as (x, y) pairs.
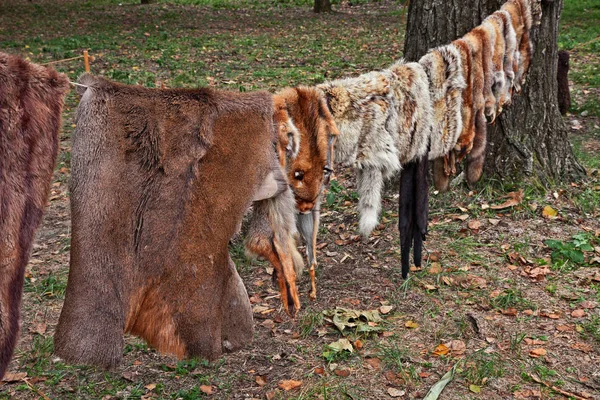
top-left (0, 52), bottom-right (69, 379)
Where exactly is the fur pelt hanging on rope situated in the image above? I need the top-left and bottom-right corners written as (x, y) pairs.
top-left (54, 74), bottom-right (288, 368)
top-left (245, 86), bottom-right (339, 312)
top-left (0, 52), bottom-right (69, 379)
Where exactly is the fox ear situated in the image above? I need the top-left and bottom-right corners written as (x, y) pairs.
top-left (285, 117), bottom-right (300, 159)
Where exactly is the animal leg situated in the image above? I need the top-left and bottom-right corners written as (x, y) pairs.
top-left (272, 239), bottom-right (300, 315)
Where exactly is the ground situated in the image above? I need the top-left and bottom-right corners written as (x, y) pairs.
top-left (0, 0), bottom-right (599, 399)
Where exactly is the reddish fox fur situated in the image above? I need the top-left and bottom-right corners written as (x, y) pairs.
top-left (0, 52), bottom-right (69, 379)
top-left (55, 74), bottom-right (282, 368)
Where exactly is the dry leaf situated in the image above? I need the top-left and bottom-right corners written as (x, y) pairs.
top-left (365, 358), bottom-right (381, 370)
top-left (200, 385), bottom-right (214, 395)
top-left (456, 214), bottom-right (469, 221)
top-left (501, 308), bottom-right (518, 316)
top-left (144, 383), bottom-right (157, 391)
top-left (266, 391), bottom-right (276, 400)
top-left (468, 220), bottom-right (481, 230)
top-left (571, 309), bottom-right (586, 318)
top-left (334, 368), bottom-right (350, 377)
top-left (387, 387), bottom-right (406, 397)
top-left (353, 339), bottom-right (364, 349)
top-left (405, 321), bottom-right (419, 329)
top-left (428, 262), bottom-right (442, 274)
top-left (529, 348), bottom-right (547, 358)
top-left (1, 372), bottom-right (27, 382)
top-left (490, 189), bottom-right (523, 209)
top-left (379, 305), bottom-right (393, 314)
top-left (571, 342), bottom-right (593, 353)
top-left (255, 375), bottom-right (267, 386)
top-left (542, 205), bottom-right (558, 219)
top-left (432, 343), bottom-right (449, 356)
top-left (314, 367), bottom-right (325, 375)
top-left (278, 380), bottom-right (302, 391)
top-left (445, 340), bottom-right (466, 356)
top-left (556, 324), bottom-right (573, 331)
top-left (488, 218), bottom-right (500, 226)
top-left (424, 284), bottom-right (437, 291)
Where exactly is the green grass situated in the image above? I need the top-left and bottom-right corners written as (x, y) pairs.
top-left (559, 0), bottom-right (600, 53)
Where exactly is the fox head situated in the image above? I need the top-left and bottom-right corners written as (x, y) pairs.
top-left (275, 86), bottom-right (339, 213)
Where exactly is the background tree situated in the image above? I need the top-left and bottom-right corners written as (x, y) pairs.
top-left (404, 0), bottom-right (585, 184)
top-left (314, 0), bottom-right (332, 13)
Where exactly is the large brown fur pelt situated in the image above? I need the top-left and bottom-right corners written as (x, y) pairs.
top-left (54, 74), bottom-right (279, 368)
top-left (0, 52), bottom-right (69, 379)
top-left (557, 50), bottom-right (571, 115)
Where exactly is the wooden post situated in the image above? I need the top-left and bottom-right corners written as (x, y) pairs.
top-left (83, 50), bottom-right (90, 73)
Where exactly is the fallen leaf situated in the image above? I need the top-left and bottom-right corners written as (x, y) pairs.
top-left (266, 391), bottom-right (276, 400)
top-left (379, 305), bottom-right (393, 314)
top-left (514, 389), bottom-right (542, 399)
top-left (334, 368), bottom-right (350, 377)
top-left (425, 262), bottom-right (442, 275)
top-left (353, 339), bottom-right (364, 349)
top-left (199, 385), bottom-right (214, 395)
top-left (469, 384), bottom-right (481, 393)
top-left (249, 293), bottom-right (262, 304)
top-left (580, 301), bottom-right (596, 309)
top-left (556, 324), bottom-right (573, 331)
top-left (490, 189), bottom-right (523, 209)
top-left (529, 348), bottom-right (547, 358)
top-left (255, 375), bottom-right (267, 386)
top-left (314, 367), bottom-right (325, 375)
top-left (445, 340), bottom-right (466, 356)
top-left (571, 309), bottom-right (586, 318)
top-left (542, 205), bottom-right (558, 219)
top-left (405, 321), bottom-right (419, 329)
top-left (387, 387), bottom-right (406, 397)
top-left (1, 372), bottom-right (27, 382)
top-left (432, 343), bottom-right (449, 356)
top-left (571, 342), bottom-right (593, 353)
top-left (29, 322), bottom-right (47, 335)
top-left (488, 218), bottom-right (500, 226)
top-left (468, 220), bottom-right (481, 230)
top-left (327, 338), bottom-right (353, 353)
top-left (365, 358), bottom-right (381, 370)
top-left (278, 380), bottom-right (302, 391)
top-left (424, 284), bottom-right (437, 291)
top-left (145, 383), bottom-right (157, 391)
top-left (456, 214), bottom-right (469, 221)
top-left (501, 308), bottom-right (517, 316)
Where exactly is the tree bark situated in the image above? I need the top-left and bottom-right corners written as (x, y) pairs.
top-left (314, 0), bottom-right (332, 13)
top-left (403, 0), bottom-right (585, 183)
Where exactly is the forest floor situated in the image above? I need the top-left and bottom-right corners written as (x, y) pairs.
top-left (0, 0), bottom-right (599, 399)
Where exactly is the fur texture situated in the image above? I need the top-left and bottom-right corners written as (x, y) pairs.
top-left (419, 45), bottom-right (465, 161)
top-left (319, 71), bottom-right (400, 236)
top-left (557, 50), bottom-right (571, 115)
top-left (502, 0), bottom-right (528, 93)
top-left (451, 39), bottom-right (475, 162)
top-left (0, 52), bottom-right (69, 380)
top-left (494, 10), bottom-right (518, 109)
top-left (276, 86), bottom-right (339, 300)
top-left (483, 14), bottom-right (507, 120)
top-left (55, 74), bottom-right (279, 368)
top-left (463, 26), bottom-right (493, 184)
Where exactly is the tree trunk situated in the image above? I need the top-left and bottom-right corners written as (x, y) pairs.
top-left (403, 0), bottom-right (584, 183)
top-left (314, 0), bottom-right (332, 13)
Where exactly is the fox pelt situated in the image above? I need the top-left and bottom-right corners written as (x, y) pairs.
top-left (463, 24), bottom-right (495, 185)
top-left (483, 14), bottom-right (507, 121)
top-left (494, 9), bottom-right (518, 110)
top-left (501, 0), bottom-right (534, 93)
top-left (55, 74), bottom-right (282, 368)
top-left (0, 52), bottom-right (69, 380)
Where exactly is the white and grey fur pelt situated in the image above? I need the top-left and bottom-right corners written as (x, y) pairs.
top-left (318, 60), bottom-right (434, 237)
top-left (417, 46), bottom-right (465, 160)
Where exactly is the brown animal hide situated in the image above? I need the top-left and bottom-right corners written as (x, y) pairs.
top-left (463, 27), bottom-right (492, 185)
top-left (502, 0), bottom-right (527, 93)
top-left (0, 53), bottom-right (69, 379)
top-left (55, 74), bottom-right (279, 368)
top-left (451, 39), bottom-right (475, 164)
top-left (494, 10), bottom-right (518, 110)
top-left (484, 14), bottom-right (507, 121)
top-left (278, 86), bottom-right (339, 301)
top-left (557, 50), bottom-right (571, 115)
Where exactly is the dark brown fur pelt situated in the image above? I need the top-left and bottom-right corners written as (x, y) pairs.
top-left (55, 74), bottom-right (278, 368)
top-left (0, 52), bottom-right (69, 379)
top-left (557, 50), bottom-right (571, 115)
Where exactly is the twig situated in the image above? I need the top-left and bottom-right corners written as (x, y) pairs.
top-left (40, 55), bottom-right (86, 65)
top-left (24, 379), bottom-right (51, 400)
top-left (528, 374), bottom-right (591, 400)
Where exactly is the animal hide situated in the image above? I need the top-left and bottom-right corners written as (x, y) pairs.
top-left (451, 39), bottom-right (475, 163)
top-left (277, 87), bottom-right (339, 301)
top-left (418, 46), bottom-right (465, 161)
top-left (463, 25), bottom-right (494, 185)
top-left (514, 0), bottom-right (534, 87)
top-left (0, 52), bottom-right (69, 380)
top-left (557, 50), bottom-right (571, 115)
top-left (494, 10), bottom-right (518, 109)
top-left (318, 72), bottom-right (400, 237)
top-left (55, 74), bottom-right (279, 368)
top-left (483, 14), bottom-right (507, 121)
top-left (502, 0), bottom-right (529, 93)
